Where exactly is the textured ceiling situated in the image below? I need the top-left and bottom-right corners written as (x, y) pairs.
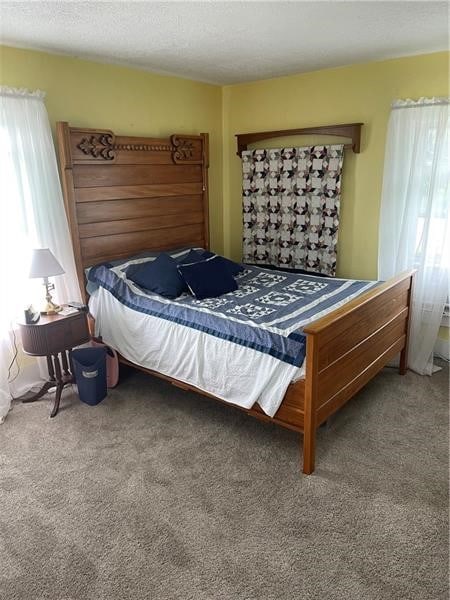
top-left (0, 1), bottom-right (448, 85)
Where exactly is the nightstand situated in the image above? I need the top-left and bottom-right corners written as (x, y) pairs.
top-left (18, 310), bottom-right (90, 417)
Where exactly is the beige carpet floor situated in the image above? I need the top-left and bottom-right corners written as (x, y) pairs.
top-left (0, 362), bottom-right (448, 600)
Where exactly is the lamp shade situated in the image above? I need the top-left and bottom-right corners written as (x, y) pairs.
top-left (29, 248), bottom-right (65, 279)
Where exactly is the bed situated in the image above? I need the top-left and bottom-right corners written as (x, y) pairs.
top-left (56, 122), bottom-right (414, 474)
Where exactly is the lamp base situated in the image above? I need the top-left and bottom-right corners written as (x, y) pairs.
top-left (41, 279), bottom-right (62, 315)
top-left (40, 300), bottom-right (62, 316)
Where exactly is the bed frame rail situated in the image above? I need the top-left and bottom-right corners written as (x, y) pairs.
top-left (301, 270), bottom-right (415, 473)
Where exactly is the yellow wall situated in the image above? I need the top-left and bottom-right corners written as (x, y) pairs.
top-left (223, 52), bottom-right (449, 279)
top-left (0, 45), bottom-right (224, 253)
top-left (1, 46), bottom-right (448, 285)
top-left (438, 325), bottom-right (449, 344)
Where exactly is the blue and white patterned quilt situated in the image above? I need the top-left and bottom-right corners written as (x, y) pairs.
top-left (88, 256), bottom-right (378, 369)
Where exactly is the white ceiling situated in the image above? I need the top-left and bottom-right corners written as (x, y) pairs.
top-left (0, 1), bottom-right (448, 85)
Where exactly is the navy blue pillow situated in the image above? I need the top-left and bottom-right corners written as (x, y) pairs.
top-left (127, 253), bottom-right (186, 299)
top-left (220, 255), bottom-right (243, 277)
top-left (124, 262), bottom-right (143, 280)
top-left (178, 249), bottom-right (206, 265)
top-left (124, 249), bottom-right (203, 281)
top-left (178, 255), bottom-right (238, 300)
top-left (194, 250), bottom-right (244, 277)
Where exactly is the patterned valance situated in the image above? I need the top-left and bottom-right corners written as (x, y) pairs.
top-left (242, 144), bottom-right (344, 276)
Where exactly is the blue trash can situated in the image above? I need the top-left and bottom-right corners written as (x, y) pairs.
top-left (71, 347), bottom-right (108, 406)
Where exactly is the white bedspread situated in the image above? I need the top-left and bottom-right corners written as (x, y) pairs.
top-left (89, 287), bottom-right (303, 417)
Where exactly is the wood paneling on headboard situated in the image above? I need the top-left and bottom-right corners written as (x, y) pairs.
top-left (56, 123), bottom-right (209, 301)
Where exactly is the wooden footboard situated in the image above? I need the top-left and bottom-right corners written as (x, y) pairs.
top-left (301, 270), bottom-right (415, 474)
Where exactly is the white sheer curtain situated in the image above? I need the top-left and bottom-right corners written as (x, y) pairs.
top-left (378, 97), bottom-right (450, 375)
top-left (0, 87), bottom-right (81, 422)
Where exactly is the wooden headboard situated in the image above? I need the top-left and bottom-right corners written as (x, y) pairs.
top-left (56, 122), bottom-right (209, 300)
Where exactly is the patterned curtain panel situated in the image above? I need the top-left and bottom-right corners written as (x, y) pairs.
top-left (242, 144), bottom-right (345, 276)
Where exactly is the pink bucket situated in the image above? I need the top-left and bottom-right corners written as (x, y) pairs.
top-left (91, 338), bottom-right (119, 388)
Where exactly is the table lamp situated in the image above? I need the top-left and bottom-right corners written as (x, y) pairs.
top-left (29, 248), bottom-right (65, 315)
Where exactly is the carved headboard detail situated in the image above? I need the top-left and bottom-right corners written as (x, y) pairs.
top-left (75, 132), bottom-right (198, 162)
top-left (56, 122), bottom-right (209, 301)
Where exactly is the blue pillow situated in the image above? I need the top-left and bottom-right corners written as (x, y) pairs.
top-left (128, 253), bottom-right (186, 298)
top-left (124, 262), bottom-right (143, 280)
top-left (124, 248), bottom-right (202, 280)
top-left (218, 255), bottom-right (243, 277)
top-left (178, 249), bottom-right (206, 265)
top-left (193, 250), bottom-right (244, 277)
top-left (178, 255), bottom-right (238, 300)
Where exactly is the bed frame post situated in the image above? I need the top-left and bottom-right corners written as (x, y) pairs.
top-left (399, 271), bottom-right (414, 375)
top-left (302, 333), bottom-right (319, 474)
top-left (200, 132), bottom-right (210, 250)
